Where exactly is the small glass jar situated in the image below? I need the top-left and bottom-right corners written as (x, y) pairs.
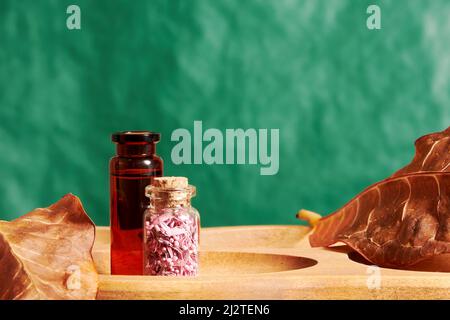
top-left (143, 177), bottom-right (200, 276)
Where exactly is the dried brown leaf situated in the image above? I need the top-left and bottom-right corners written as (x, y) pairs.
top-left (392, 126), bottom-right (450, 177)
top-left (0, 194), bottom-right (98, 300)
top-left (310, 127), bottom-right (450, 268)
top-left (310, 173), bottom-right (450, 267)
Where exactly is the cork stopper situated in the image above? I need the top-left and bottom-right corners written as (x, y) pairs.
top-left (146, 177), bottom-right (195, 208)
top-left (152, 177), bottom-right (188, 189)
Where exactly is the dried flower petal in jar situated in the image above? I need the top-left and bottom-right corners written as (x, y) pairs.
top-left (144, 177), bottom-right (200, 276)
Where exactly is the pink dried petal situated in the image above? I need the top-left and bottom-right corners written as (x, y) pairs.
top-left (144, 209), bottom-right (199, 276)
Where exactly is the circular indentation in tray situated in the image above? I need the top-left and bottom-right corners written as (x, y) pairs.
top-left (199, 251), bottom-right (317, 275)
top-left (94, 250), bottom-right (317, 275)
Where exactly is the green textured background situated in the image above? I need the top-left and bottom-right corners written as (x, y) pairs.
top-left (0, 0), bottom-right (449, 227)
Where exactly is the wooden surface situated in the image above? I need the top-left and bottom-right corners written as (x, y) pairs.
top-left (93, 226), bottom-right (450, 300)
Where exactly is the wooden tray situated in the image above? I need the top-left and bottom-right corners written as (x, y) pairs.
top-left (93, 226), bottom-right (450, 300)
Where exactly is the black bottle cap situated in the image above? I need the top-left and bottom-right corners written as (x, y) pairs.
top-left (111, 131), bottom-right (161, 143)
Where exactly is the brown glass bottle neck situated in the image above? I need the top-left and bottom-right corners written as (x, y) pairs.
top-left (116, 143), bottom-right (156, 156)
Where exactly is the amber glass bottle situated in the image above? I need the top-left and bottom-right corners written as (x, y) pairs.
top-left (110, 131), bottom-right (163, 275)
